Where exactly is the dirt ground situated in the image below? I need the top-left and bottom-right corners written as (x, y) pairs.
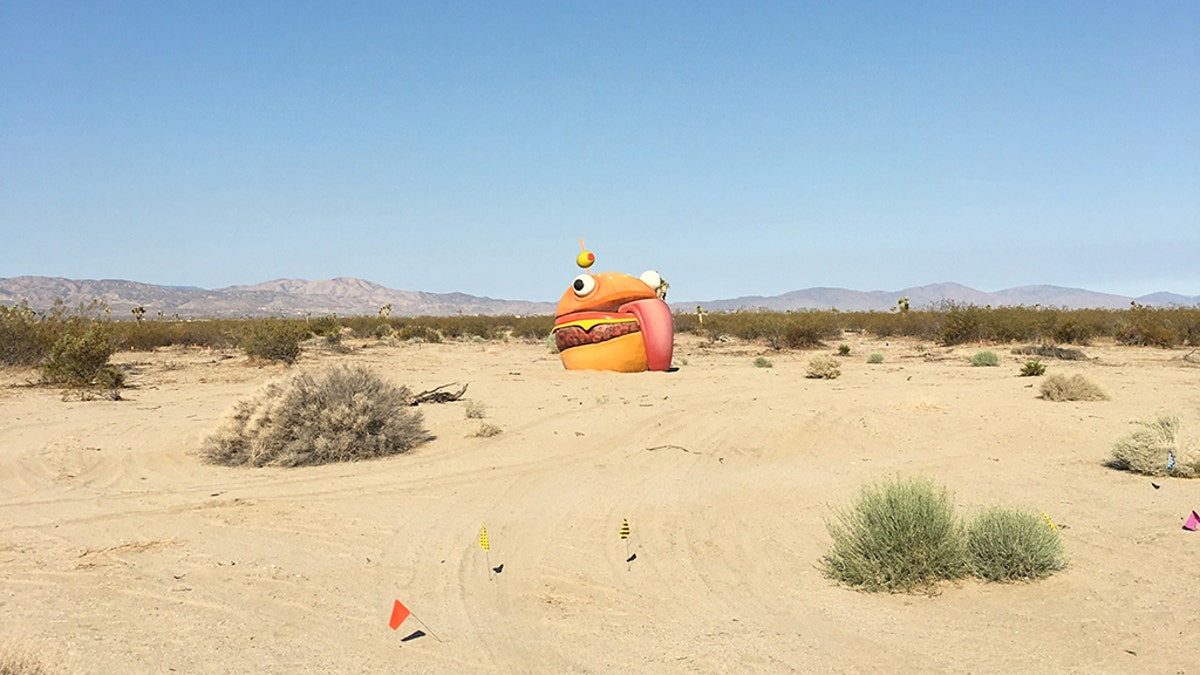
top-left (2, 334), bottom-right (1199, 673)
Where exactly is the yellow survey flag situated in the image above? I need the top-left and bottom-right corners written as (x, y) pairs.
top-left (479, 525), bottom-right (490, 551)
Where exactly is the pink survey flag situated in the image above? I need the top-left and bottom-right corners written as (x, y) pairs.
top-left (1184, 511), bottom-right (1200, 532)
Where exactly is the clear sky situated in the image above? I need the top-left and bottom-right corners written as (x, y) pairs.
top-left (2, 1), bottom-right (1197, 302)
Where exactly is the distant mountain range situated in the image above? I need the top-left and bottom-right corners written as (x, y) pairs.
top-left (0, 276), bottom-right (1195, 318)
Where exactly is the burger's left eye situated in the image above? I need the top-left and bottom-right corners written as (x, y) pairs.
top-left (572, 274), bottom-right (596, 298)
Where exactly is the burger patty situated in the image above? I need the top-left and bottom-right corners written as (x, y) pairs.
top-left (554, 321), bottom-right (641, 351)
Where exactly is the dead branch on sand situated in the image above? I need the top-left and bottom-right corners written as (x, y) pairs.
top-left (410, 383), bottom-right (469, 405)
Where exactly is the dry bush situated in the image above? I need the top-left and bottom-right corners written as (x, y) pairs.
top-left (0, 642), bottom-right (51, 675)
top-left (1012, 345), bottom-right (1087, 361)
top-left (473, 423), bottom-right (503, 438)
top-left (202, 365), bottom-right (430, 467)
top-left (806, 355), bottom-right (841, 379)
top-left (464, 400), bottom-right (487, 419)
top-left (1109, 415), bottom-right (1199, 478)
top-left (1039, 373), bottom-right (1108, 402)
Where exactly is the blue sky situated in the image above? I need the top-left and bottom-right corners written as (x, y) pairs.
top-left (2, 1), bottom-right (1197, 301)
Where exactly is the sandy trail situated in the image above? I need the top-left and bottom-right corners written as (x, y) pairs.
top-left (3, 336), bottom-right (1199, 673)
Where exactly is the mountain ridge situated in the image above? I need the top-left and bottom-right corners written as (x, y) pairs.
top-left (0, 275), bottom-right (1195, 318)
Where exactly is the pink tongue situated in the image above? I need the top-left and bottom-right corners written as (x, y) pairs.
top-left (619, 298), bottom-right (674, 371)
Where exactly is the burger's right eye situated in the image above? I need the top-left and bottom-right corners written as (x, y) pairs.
top-left (572, 274), bottom-right (596, 298)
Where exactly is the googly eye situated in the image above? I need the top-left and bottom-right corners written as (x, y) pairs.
top-left (572, 274), bottom-right (596, 298)
top-left (639, 270), bottom-right (662, 289)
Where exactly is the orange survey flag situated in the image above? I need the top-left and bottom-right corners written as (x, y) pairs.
top-left (389, 599), bottom-right (411, 630)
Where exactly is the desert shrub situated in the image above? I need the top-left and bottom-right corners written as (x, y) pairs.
top-left (1050, 318), bottom-right (1093, 345)
top-left (1116, 302), bottom-right (1179, 347)
top-left (823, 476), bottom-right (970, 593)
top-left (40, 324), bottom-right (117, 386)
top-left (1109, 415), bottom-right (1199, 478)
top-left (0, 302), bottom-right (57, 366)
top-left (966, 507), bottom-right (1067, 582)
top-left (939, 302), bottom-right (985, 346)
top-left (396, 324), bottom-right (442, 343)
top-left (1039, 373), bottom-right (1108, 402)
top-left (806, 355), bottom-right (841, 379)
top-left (510, 315), bottom-right (554, 341)
top-left (970, 350), bottom-right (999, 367)
top-left (867, 352), bottom-right (884, 364)
top-left (473, 422), bottom-right (503, 438)
top-left (1012, 345), bottom-right (1087, 361)
top-left (1019, 361), bottom-right (1046, 377)
top-left (753, 356), bottom-right (773, 368)
top-left (0, 643), bottom-right (52, 675)
top-left (465, 400), bottom-right (487, 419)
top-left (838, 344), bottom-right (851, 356)
top-left (307, 315), bottom-right (340, 337)
top-left (781, 312), bottom-right (840, 349)
top-left (240, 319), bottom-right (304, 364)
top-left (202, 365), bottom-right (430, 467)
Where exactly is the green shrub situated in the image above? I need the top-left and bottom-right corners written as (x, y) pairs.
top-left (838, 344), bottom-right (851, 356)
top-left (806, 355), bottom-right (841, 379)
top-left (1109, 415), bottom-right (1198, 478)
top-left (396, 324), bottom-right (442, 343)
top-left (41, 324), bottom-right (117, 386)
top-left (1116, 302), bottom-right (1179, 347)
top-left (202, 365), bottom-right (430, 467)
top-left (753, 356), bottom-right (773, 368)
top-left (867, 352), bottom-right (884, 364)
top-left (938, 302), bottom-right (985, 346)
top-left (970, 350), bottom-right (999, 367)
top-left (966, 507), bottom-right (1067, 582)
top-left (1039, 373), bottom-right (1108, 402)
top-left (823, 476), bottom-right (970, 592)
top-left (1019, 361), bottom-right (1046, 377)
top-left (240, 319), bottom-right (304, 364)
top-left (307, 315), bottom-right (340, 337)
top-left (0, 302), bottom-right (56, 366)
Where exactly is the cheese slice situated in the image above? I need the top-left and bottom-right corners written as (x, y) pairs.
top-left (552, 316), bottom-right (638, 333)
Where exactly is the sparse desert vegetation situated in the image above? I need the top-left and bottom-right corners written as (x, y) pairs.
top-left (0, 643), bottom-right (52, 675)
top-left (867, 352), bottom-right (884, 364)
top-left (823, 476), bottom-right (970, 593)
top-left (201, 365), bottom-right (429, 467)
top-left (1109, 414), bottom-right (1198, 478)
top-left (806, 355), bottom-right (841, 379)
top-left (970, 350), bottom-right (1000, 367)
top-left (753, 356), bottom-right (773, 368)
top-left (1039, 373), bottom-right (1109, 401)
top-left (966, 507), bottom-right (1068, 582)
top-left (824, 476), bottom-right (1068, 592)
top-left (2, 306), bottom-right (1198, 672)
top-left (1020, 361), bottom-right (1046, 377)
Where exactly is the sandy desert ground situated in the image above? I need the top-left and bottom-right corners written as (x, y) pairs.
top-left (2, 333), bottom-right (1199, 674)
